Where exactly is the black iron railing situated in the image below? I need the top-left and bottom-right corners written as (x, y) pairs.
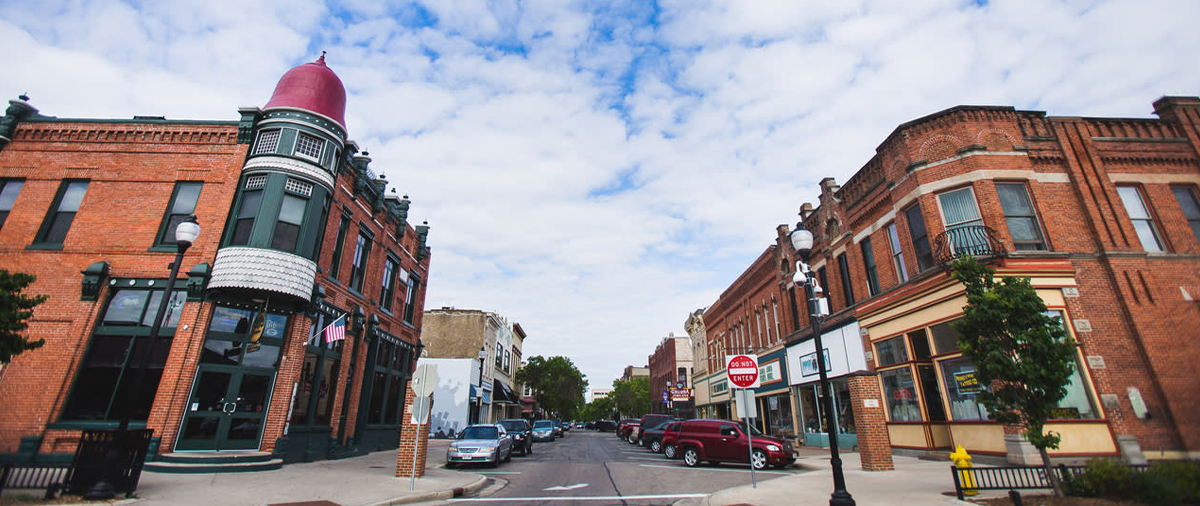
top-left (934, 225), bottom-right (1006, 266)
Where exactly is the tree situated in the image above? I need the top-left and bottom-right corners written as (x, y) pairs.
top-left (579, 396), bottom-right (614, 422)
top-left (610, 376), bottom-right (651, 418)
top-left (516, 355), bottom-right (586, 420)
top-left (1, 270), bottom-right (49, 364)
top-left (951, 256), bottom-right (1077, 497)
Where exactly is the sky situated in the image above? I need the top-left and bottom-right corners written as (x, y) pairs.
top-left (4, 0), bottom-right (1199, 395)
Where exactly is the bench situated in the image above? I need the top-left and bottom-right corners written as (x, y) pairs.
top-left (951, 464), bottom-right (1150, 500)
top-left (0, 463), bottom-right (70, 500)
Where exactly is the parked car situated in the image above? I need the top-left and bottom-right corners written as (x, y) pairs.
top-left (673, 419), bottom-right (795, 470)
top-left (639, 418), bottom-right (679, 453)
top-left (552, 419), bottom-right (565, 437)
top-left (617, 418), bottom-right (640, 443)
top-left (498, 418), bottom-right (533, 456)
top-left (446, 424), bottom-right (513, 468)
top-left (636, 414), bottom-right (675, 445)
top-left (661, 421), bottom-right (683, 458)
top-left (532, 419), bottom-right (557, 442)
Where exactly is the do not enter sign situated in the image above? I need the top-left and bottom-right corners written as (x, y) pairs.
top-left (726, 354), bottom-right (760, 389)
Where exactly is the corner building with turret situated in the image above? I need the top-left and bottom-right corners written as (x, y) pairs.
top-left (0, 55), bottom-right (432, 467)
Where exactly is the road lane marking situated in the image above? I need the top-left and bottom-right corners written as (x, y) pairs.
top-left (636, 463), bottom-right (792, 475)
top-left (478, 471), bottom-right (522, 474)
top-left (543, 483), bottom-right (587, 491)
top-left (449, 493), bottom-right (708, 502)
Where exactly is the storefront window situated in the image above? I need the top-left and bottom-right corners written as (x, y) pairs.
top-left (930, 319), bottom-right (962, 354)
top-left (834, 382), bottom-right (855, 434)
top-left (1047, 311), bottom-right (1098, 419)
top-left (881, 368), bottom-right (922, 421)
top-left (762, 393), bottom-right (794, 438)
top-left (940, 357), bottom-right (989, 421)
top-left (875, 336), bottom-right (908, 366)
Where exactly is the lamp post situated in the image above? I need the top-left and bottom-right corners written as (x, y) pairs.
top-left (790, 224), bottom-right (855, 506)
top-left (119, 214), bottom-right (201, 431)
top-left (475, 345), bottom-right (487, 424)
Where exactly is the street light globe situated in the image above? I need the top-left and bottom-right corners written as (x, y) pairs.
top-left (175, 215), bottom-right (201, 246)
top-left (790, 225), bottom-right (813, 255)
top-left (478, 346), bottom-right (487, 361)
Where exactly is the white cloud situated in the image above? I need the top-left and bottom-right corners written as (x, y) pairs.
top-left (3, 0), bottom-right (1198, 390)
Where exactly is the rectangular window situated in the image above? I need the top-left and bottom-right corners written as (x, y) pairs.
top-left (403, 273), bottom-right (419, 324)
top-left (157, 182), bottom-right (202, 246)
top-left (940, 357), bottom-right (989, 421)
top-left (880, 368), bottom-right (922, 422)
top-left (837, 253), bottom-right (855, 307)
top-left (929, 318), bottom-right (962, 354)
top-left (886, 223), bottom-right (909, 282)
top-left (875, 336), bottom-right (909, 367)
top-left (295, 132), bottom-right (323, 160)
top-left (937, 187), bottom-right (984, 255)
top-left (62, 287), bottom-right (185, 421)
top-left (860, 238), bottom-right (880, 296)
top-left (381, 255), bottom-right (399, 312)
top-left (1172, 186), bottom-right (1200, 243)
top-left (329, 212), bottom-right (351, 281)
top-left (254, 129), bottom-right (281, 155)
top-left (37, 180), bottom-right (88, 244)
top-left (504, 350), bottom-right (511, 372)
top-left (1, 179), bottom-right (24, 231)
top-left (230, 190), bottom-right (262, 246)
top-left (904, 205), bottom-right (935, 272)
top-left (349, 230), bottom-right (373, 293)
top-left (1117, 186), bottom-right (1165, 252)
top-left (271, 193), bottom-right (307, 252)
top-left (496, 343), bottom-right (503, 368)
top-left (995, 182), bottom-right (1047, 250)
top-left (817, 267), bottom-right (829, 317)
top-left (1046, 311), bottom-right (1098, 419)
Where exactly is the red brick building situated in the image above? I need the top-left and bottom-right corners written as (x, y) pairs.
top-left (0, 56), bottom-right (432, 466)
top-left (703, 97), bottom-right (1200, 467)
top-left (647, 334), bottom-right (693, 416)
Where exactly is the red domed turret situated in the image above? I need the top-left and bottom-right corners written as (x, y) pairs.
top-left (264, 53), bottom-right (347, 129)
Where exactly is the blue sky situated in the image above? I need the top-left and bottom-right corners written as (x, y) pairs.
top-left (3, 0), bottom-right (1198, 393)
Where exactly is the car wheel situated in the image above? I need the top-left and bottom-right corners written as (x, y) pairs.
top-left (664, 444), bottom-right (676, 459)
top-left (504, 448), bottom-right (512, 462)
top-left (489, 453), bottom-right (499, 468)
top-left (446, 461), bottom-right (457, 469)
top-left (683, 448), bottom-right (701, 467)
top-left (751, 449), bottom-right (767, 470)
top-left (649, 440), bottom-right (662, 453)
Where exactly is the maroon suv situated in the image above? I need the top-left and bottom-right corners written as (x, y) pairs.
top-left (674, 419), bottom-right (795, 470)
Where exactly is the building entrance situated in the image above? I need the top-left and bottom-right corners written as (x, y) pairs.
top-left (176, 365), bottom-right (274, 450)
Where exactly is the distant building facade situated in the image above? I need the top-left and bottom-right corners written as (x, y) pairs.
top-left (420, 308), bottom-right (524, 423)
top-left (648, 334), bottom-right (694, 417)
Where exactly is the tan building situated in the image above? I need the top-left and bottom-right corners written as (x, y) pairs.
top-left (420, 308), bottom-right (523, 423)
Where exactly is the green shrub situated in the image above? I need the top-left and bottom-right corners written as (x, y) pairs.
top-left (1133, 470), bottom-right (1184, 506)
top-left (1145, 461), bottom-right (1200, 504)
top-left (1063, 458), bottom-right (1134, 498)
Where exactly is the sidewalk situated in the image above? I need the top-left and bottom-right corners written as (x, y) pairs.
top-left (673, 447), bottom-right (1009, 506)
top-left (130, 439), bottom-right (486, 506)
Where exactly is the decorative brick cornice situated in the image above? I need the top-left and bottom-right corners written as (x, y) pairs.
top-left (13, 121), bottom-right (238, 145)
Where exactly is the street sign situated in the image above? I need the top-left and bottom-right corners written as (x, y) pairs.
top-left (410, 395), bottom-right (433, 425)
top-left (411, 363), bottom-right (437, 396)
top-left (734, 389), bottom-right (758, 418)
top-left (726, 354), bottom-right (760, 389)
top-left (662, 390), bottom-right (669, 403)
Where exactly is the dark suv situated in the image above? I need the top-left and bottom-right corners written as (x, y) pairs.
top-left (498, 419), bottom-right (533, 455)
top-left (639, 418), bottom-right (679, 453)
top-left (635, 414), bottom-right (674, 445)
top-left (674, 419), bottom-right (795, 470)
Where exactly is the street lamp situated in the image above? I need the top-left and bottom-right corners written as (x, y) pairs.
top-left (475, 345), bottom-right (487, 424)
top-left (119, 214), bottom-right (201, 431)
top-left (790, 224), bottom-right (856, 506)
top-left (83, 216), bottom-right (199, 500)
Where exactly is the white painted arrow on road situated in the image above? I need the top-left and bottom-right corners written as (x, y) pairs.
top-left (543, 483), bottom-right (588, 491)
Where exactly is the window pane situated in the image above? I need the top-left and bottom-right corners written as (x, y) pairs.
top-left (43, 212), bottom-right (76, 243)
top-left (996, 183), bottom-right (1035, 215)
top-left (369, 370), bottom-right (387, 424)
top-left (1006, 216), bottom-right (1042, 244)
top-left (1174, 187), bottom-right (1200, 242)
top-left (1117, 187), bottom-right (1150, 219)
top-left (272, 222), bottom-right (300, 251)
top-left (141, 289), bottom-right (187, 328)
top-left (254, 130), bottom-right (280, 155)
top-left (930, 319), bottom-right (962, 354)
top-left (1131, 221), bottom-right (1163, 252)
top-left (908, 329), bottom-right (932, 360)
top-left (875, 336), bottom-right (908, 366)
top-left (103, 290), bottom-right (149, 325)
top-left (172, 183), bottom-right (202, 214)
top-left (905, 205), bottom-right (934, 271)
top-left (0, 180), bottom-right (23, 209)
top-left (940, 357), bottom-right (989, 421)
top-left (385, 374), bottom-right (402, 424)
top-left (278, 194), bottom-right (306, 224)
top-left (880, 368), bottom-right (922, 421)
top-left (60, 182), bottom-right (88, 211)
top-left (938, 188), bottom-right (981, 226)
top-left (861, 238), bottom-right (880, 296)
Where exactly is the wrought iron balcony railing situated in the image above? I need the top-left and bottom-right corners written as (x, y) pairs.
top-left (934, 225), bottom-right (1006, 267)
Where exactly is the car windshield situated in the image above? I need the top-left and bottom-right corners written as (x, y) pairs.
top-left (460, 426), bottom-right (498, 440)
top-left (533, 421), bottom-right (553, 428)
top-left (499, 421), bottom-right (525, 431)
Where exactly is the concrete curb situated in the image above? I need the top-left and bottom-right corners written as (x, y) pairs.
top-left (365, 475), bottom-right (490, 506)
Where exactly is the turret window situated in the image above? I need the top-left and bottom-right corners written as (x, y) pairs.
top-left (230, 190), bottom-right (262, 246)
top-left (271, 194), bottom-right (306, 251)
top-left (254, 130), bottom-right (281, 155)
top-left (295, 132), bottom-right (323, 161)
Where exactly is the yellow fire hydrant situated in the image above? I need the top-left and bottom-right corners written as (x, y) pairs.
top-left (949, 444), bottom-right (977, 496)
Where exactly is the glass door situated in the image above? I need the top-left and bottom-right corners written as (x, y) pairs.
top-left (176, 365), bottom-right (274, 451)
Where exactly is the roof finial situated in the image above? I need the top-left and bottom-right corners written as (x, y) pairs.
top-left (317, 51), bottom-right (326, 64)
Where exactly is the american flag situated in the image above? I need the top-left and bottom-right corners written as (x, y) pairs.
top-left (323, 315), bottom-right (346, 344)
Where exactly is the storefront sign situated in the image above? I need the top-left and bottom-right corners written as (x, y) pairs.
top-left (953, 370), bottom-right (982, 396)
top-left (799, 349), bottom-right (831, 377)
top-left (786, 321), bottom-right (868, 386)
top-left (670, 388), bottom-right (692, 401)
